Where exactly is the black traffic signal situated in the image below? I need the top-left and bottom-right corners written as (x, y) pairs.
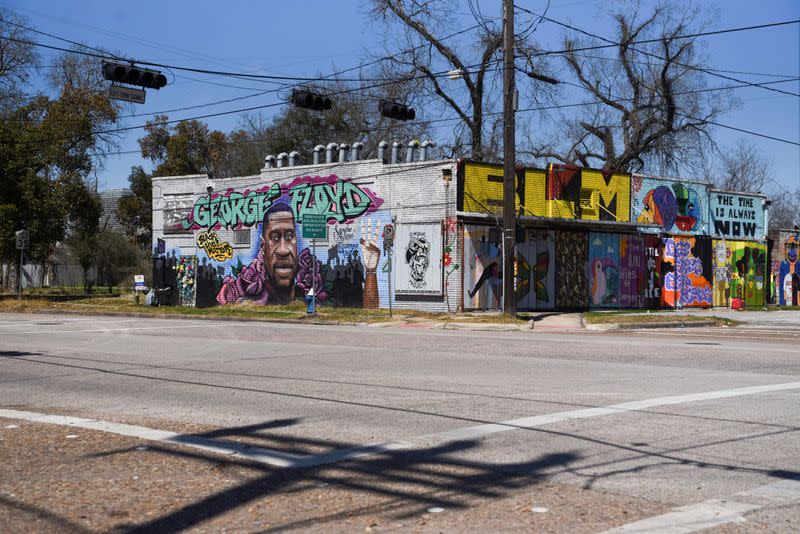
top-left (102, 62), bottom-right (167, 89)
top-left (291, 89), bottom-right (332, 111)
top-left (379, 99), bottom-right (415, 121)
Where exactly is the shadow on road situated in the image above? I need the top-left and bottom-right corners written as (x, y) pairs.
top-left (83, 419), bottom-right (581, 533)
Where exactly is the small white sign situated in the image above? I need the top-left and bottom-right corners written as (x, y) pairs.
top-left (109, 84), bottom-right (146, 104)
top-left (134, 274), bottom-right (145, 289)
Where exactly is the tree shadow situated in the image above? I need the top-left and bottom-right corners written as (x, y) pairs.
top-left (100, 430), bottom-right (580, 533)
top-left (0, 495), bottom-right (89, 534)
top-left (0, 350), bottom-right (43, 358)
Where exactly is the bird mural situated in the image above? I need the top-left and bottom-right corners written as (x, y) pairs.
top-left (591, 259), bottom-right (606, 305)
top-left (590, 257), bottom-right (619, 305)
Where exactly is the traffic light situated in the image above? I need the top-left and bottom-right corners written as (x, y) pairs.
top-left (102, 62), bottom-right (167, 89)
top-left (379, 99), bottom-right (415, 121)
top-left (291, 89), bottom-right (332, 111)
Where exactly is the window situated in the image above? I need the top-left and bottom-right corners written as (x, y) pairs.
top-left (233, 229), bottom-right (251, 246)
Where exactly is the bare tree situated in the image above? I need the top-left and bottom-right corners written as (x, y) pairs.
top-left (369, 0), bottom-right (554, 161)
top-left (715, 139), bottom-right (772, 193)
top-left (524, 2), bottom-right (731, 174)
top-left (0, 8), bottom-right (38, 105)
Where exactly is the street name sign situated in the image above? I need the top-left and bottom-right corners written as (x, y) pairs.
top-left (109, 84), bottom-right (146, 104)
top-left (301, 213), bottom-right (327, 239)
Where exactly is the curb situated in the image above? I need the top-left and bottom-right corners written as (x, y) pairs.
top-left (10, 308), bottom-right (536, 331)
top-left (585, 319), bottom-right (719, 331)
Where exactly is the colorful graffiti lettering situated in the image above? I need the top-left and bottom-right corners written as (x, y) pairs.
top-left (196, 229), bottom-right (233, 262)
top-left (662, 237), bottom-right (712, 308)
top-left (183, 175), bottom-right (384, 230)
top-left (287, 175), bottom-right (383, 223)
top-left (461, 162), bottom-right (630, 222)
top-left (185, 183), bottom-right (281, 230)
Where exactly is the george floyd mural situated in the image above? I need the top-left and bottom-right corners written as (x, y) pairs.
top-left (159, 174), bottom-right (391, 308)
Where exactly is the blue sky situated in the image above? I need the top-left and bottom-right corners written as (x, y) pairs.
top-left (2, 0), bottom-right (798, 196)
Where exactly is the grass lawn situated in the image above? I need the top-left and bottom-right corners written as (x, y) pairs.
top-left (582, 311), bottom-right (735, 326)
top-left (0, 293), bottom-right (527, 325)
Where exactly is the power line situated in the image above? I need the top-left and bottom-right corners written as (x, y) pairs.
top-left (516, 8), bottom-right (800, 97)
top-left (96, 76), bottom-right (800, 157)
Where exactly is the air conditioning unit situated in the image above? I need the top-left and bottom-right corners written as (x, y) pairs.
top-left (579, 188), bottom-right (598, 216)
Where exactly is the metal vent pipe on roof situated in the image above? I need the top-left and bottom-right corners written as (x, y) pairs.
top-left (325, 143), bottom-right (339, 164)
top-left (264, 155), bottom-right (276, 169)
top-left (377, 141), bottom-right (388, 162)
top-left (276, 152), bottom-right (288, 168)
top-left (391, 141), bottom-right (401, 164)
top-left (406, 139), bottom-right (420, 163)
top-left (338, 143), bottom-right (349, 162)
top-left (351, 141), bottom-right (364, 161)
top-left (313, 145), bottom-right (325, 164)
top-left (420, 140), bottom-right (436, 161)
top-left (288, 151), bottom-right (300, 166)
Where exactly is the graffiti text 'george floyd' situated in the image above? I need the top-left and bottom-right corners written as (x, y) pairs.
top-left (182, 175), bottom-right (382, 230)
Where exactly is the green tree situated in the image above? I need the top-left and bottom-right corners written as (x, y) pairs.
top-left (138, 115), bottom-right (228, 177)
top-left (116, 166), bottom-right (153, 251)
top-left (95, 230), bottom-right (140, 293)
top-left (66, 190), bottom-right (103, 294)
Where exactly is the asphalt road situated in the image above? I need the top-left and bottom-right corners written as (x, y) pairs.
top-left (1, 312), bottom-right (799, 533)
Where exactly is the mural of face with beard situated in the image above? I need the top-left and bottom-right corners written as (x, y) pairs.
top-left (406, 233), bottom-right (430, 288)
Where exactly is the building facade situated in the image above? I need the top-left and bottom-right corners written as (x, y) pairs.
top-left (152, 155), bottom-right (772, 312)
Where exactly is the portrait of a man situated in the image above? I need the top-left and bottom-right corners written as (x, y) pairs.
top-left (216, 202), bottom-right (299, 305)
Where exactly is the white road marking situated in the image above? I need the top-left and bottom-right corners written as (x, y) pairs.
top-left (2, 381), bottom-right (799, 469)
top-left (0, 409), bottom-right (303, 468)
top-left (0, 324), bottom-right (227, 335)
top-left (413, 381), bottom-right (800, 443)
top-left (597, 479), bottom-right (800, 534)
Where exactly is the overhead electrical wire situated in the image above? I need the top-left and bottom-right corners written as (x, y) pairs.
top-left (514, 7), bottom-right (800, 97)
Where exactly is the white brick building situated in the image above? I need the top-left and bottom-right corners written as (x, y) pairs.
top-left (152, 156), bottom-right (460, 312)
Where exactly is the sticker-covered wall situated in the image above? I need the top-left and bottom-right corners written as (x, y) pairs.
top-left (152, 159), bottom-right (458, 312)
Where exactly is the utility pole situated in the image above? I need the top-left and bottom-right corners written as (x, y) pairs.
top-left (502, 0), bottom-right (516, 316)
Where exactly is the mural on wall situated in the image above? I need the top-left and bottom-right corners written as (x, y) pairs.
top-left (176, 256), bottom-right (197, 307)
top-left (588, 233), bottom-right (620, 307)
top-left (515, 230), bottom-right (554, 310)
top-left (643, 235), bottom-right (662, 308)
top-left (459, 162), bottom-right (630, 222)
top-left (463, 225), bottom-right (502, 309)
top-left (441, 217), bottom-right (460, 311)
top-left (555, 231), bottom-right (589, 308)
top-left (632, 176), bottom-right (707, 234)
top-left (778, 231), bottom-right (799, 306)
top-left (394, 223), bottom-right (443, 295)
top-left (195, 230), bottom-right (233, 262)
top-left (728, 241), bottom-right (767, 307)
top-left (710, 191), bottom-right (765, 240)
top-left (712, 240), bottom-right (731, 307)
top-left (619, 235), bottom-right (645, 308)
top-left (662, 236), bottom-right (713, 308)
top-left (170, 174), bottom-right (389, 309)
